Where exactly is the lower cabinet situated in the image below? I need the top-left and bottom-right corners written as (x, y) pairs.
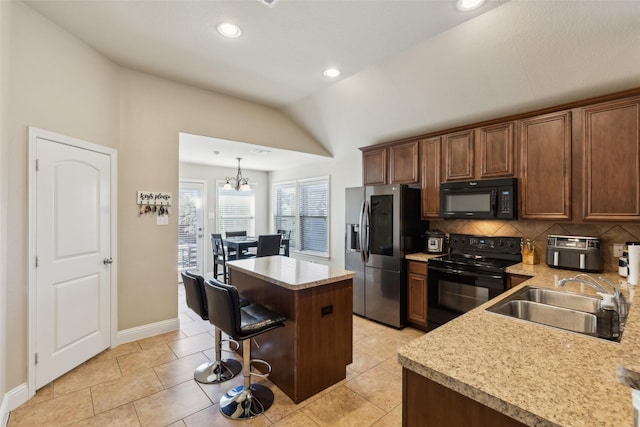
top-left (403, 369), bottom-right (527, 427)
top-left (407, 261), bottom-right (428, 330)
top-left (507, 274), bottom-right (530, 289)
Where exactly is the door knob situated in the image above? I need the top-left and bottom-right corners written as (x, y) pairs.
top-left (103, 257), bottom-right (113, 264)
top-left (198, 234), bottom-right (204, 238)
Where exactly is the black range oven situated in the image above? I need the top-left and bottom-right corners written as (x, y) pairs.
top-left (427, 234), bottom-right (522, 329)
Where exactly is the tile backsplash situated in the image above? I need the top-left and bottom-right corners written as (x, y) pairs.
top-left (429, 220), bottom-right (640, 272)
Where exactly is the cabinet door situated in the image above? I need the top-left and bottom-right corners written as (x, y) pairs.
top-left (443, 130), bottom-right (474, 181)
top-left (520, 111), bottom-right (572, 220)
top-left (582, 97), bottom-right (640, 221)
top-left (478, 121), bottom-right (515, 178)
top-left (389, 141), bottom-right (419, 184)
top-left (420, 137), bottom-right (442, 218)
top-left (362, 147), bottom-right (387, 185)
top-left (407, 261), bottom-right (428, 330)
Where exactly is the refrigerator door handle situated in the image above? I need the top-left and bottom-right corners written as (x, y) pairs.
top-left (359, 200), bottom-right (366, 262)
top-left (361, 200), bottom-right (370, 263)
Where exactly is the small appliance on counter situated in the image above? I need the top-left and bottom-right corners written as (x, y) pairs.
top-left (546, 235), bottom-right (602, 272)
top-left (425, 230), bottom-right (446, 254)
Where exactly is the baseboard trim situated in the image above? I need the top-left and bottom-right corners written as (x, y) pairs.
top-left (1, 382), bottom-right (29, 424)
top-left (116, 317), bottom-right (180, 345)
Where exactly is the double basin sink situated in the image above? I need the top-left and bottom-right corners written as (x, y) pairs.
top-left (486, 285), bottom-right (624, 342)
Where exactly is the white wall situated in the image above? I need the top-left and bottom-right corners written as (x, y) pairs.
top-left (178, 162), bottom-right (269, 275)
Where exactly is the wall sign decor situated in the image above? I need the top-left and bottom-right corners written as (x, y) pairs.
top-left (137, 191), bottom-right (172, 220)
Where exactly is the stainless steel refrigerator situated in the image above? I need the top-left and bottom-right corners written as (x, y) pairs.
top-left (345, 184), bottom-right (427, 328)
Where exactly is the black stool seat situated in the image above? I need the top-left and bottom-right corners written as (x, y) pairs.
top-left (205, 278), bottom-right (285, 420)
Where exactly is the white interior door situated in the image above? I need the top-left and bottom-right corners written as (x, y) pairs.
top-left (34, 136), bottom-right (112, 389)
top-left (178, 180), bottom-right (206, 278)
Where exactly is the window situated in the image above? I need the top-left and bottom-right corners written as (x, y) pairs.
top-left (273, 176), bottom-right (329, 257)
top-left (217, 181), bottom-right (255, 236)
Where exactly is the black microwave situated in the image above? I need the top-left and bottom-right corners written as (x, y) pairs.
top-left (440, 178), bottom-right (517, 219)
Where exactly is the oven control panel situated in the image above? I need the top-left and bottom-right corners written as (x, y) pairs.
top-left (449, 234), bottom-right (522, 254)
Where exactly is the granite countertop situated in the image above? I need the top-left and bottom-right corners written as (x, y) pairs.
top-left (405, 252), bottom-right (445, 262)
top-left (398, 263), bottom-right (638, 426)
top-left (226, 255), bottom-right (355, 291)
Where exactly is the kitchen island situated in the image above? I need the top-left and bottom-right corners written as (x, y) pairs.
top-left (398, 264), bottom-right (637, 426)
top-left (226, 255), bottom-right (355, 403)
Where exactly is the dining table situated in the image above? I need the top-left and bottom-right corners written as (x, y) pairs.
top-left (223, 236), bottom-right (290, 259)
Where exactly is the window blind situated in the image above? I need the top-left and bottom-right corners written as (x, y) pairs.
top-left (217, 182), bottom-right (256, 236)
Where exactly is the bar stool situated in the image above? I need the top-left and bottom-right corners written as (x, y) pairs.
top-left (181, 272), bottom-right (242, 383)
top-left (204, 278), bottom-right (286, 419)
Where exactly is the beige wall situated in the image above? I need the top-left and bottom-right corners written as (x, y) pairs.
top-left (1, 0), bottom-right (11, 404)
top-left (7, 1), bottom-right (121, 390)
top-left (5, 1), bottom-right (328, 393)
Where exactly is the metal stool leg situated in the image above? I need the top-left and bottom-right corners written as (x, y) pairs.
top-left (219, 339), bottom-right (274, 419)
top-left (194, 327), bottom-right (241, 384)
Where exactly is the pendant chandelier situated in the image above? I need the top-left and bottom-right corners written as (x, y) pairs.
top-left (224, 157), bottom-right (251, 191)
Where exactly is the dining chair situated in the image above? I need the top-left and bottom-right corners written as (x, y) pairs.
top-left (276, 229), bottom-right (291, 240)
top-left (210, 233), bottom-right (229, 283)
top-left (225, 231), bottom-right (247, 238)
top-left (256, 234), bottom-right (282, 257)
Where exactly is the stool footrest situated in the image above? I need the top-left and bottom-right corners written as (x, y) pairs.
top-left (249, 358), bottom-right (272, 379)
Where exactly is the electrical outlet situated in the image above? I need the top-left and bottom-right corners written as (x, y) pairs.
top-left (613, 243), bottom-right (624, 258)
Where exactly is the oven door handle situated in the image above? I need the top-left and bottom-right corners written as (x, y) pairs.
top-left (427, 265), bottom-right (503, 281)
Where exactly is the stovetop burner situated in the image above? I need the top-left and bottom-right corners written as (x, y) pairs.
top-left (428, 234), bottom-right (522, 274)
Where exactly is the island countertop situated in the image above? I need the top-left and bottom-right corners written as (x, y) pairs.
top-left (398, 265), bottom-right (638, 426)
top-left (226, 255), bottom-right (355, 291)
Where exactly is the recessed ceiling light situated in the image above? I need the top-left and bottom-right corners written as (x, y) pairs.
top-left (323, 68), bottom-right (341, 79)
top-left (456, 0), bottom-right (485, 11)
top-left (217, 22), bottom-right (242, 38)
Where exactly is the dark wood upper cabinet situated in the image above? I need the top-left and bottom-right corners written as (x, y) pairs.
top-left (478, 121), bottom-right (515, 178)
top-left (443, 129), bottom-right (474, 181)
top-left (582, 97), bottom-right (640, 221)
top-left (520, 111), bottom-right (572, 220)
top-left (389, 140), bottom-right (420, 184)
top-left (362, 147), bottom-right (387, 186)
top-left (420, 137), bottom-right (441, 218)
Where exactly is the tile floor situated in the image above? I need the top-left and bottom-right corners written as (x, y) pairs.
top-left (8, 285), bottom-right (425, 426)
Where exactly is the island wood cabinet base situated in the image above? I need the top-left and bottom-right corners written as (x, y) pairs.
top-left (230, 269), bottom-right (353, 403)
top-left (402, 368), bottom-right (526, 427)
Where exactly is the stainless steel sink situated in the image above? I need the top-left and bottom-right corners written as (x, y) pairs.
top-left (515, 286), bottom-right (601, 314)
top-left (486, 286), bottom-right (622, 342)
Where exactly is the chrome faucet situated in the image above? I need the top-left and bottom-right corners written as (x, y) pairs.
top-left (558, 273), bottom-right (629, 329)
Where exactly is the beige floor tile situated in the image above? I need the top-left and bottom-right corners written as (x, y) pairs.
top-left (372, 404), bottom-right (402, 426)
top-left (68, 403), bottom-right (141, 426)
top-left (182, 405), bottom-right (272, 427)
top-left (91, 368), bottom-right (164, 414)
top-left (179, 319), bottom-right (216, 337)
top-left (133, 380), bottom-right (212, 426)
top-left (167, 331), bottom-right (216, 358)
top-left (302, 385), bottom-right (386, 426)
top-left (377, 355), bottom-right (402, 376)
top-left (20, 382), bottom-right (54, 408)
top-left (54, 357), bottom-right (123, 396)
top-left (138, 330), bottom-right (185, 350)
top-left (349, 344), bottom-right (387, 374)
top-left (117, 344), bottom-right (177, 376)
top-left (166, 420), bottom-right (187, 427)
top-left (345, 365), bottom-right (402, 412)
top-left (153, 352), bottom-right (211, 388)
top-left (271, 410), bottom-right (320, 426)
top-left (90, 342), bottom-right (143, 365)
top-left (8, 388), bottom-right (94, 427)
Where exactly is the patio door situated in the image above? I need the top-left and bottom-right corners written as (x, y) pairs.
top-left (178, 180), bottom-right (206, 279)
